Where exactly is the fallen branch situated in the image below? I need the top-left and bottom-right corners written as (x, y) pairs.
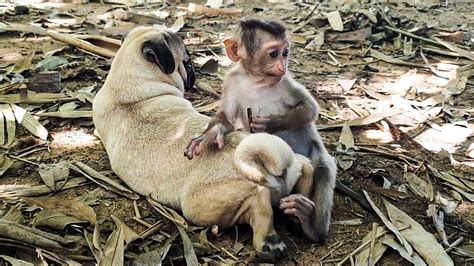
top-left (1, 22), bottom-right (116, 58)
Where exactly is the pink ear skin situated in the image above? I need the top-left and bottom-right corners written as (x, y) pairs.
top-left (224, 38), bottom-right (241, 62)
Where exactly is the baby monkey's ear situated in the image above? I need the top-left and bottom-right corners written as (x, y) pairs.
top-left (223, 37), bottom-right (241, 62)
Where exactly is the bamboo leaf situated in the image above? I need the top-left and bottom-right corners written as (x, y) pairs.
top-left (0, 104), bottom-right (16, 146)
top-left (178, 226), bottom-right (199, 266)
top-left (10, 104), bottom-right (48, 140)
top-left (384, 200), bottom-right (454, 266)
top-left (99, 225), bottom-right (124, 266)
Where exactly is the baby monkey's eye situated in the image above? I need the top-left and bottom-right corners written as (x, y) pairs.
top-left (269, 50), bottom-right (278, 58)
top-left (282, 49), bottom-right (289, 57)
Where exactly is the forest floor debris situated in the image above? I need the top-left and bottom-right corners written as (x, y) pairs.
top-left (0, 1), bottom-right (473, 264)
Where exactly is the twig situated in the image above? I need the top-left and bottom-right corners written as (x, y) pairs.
top-left (358, 146), bottom-right (420, 164)
top-left (133, 200), bottom-right (141, 219)
top-left (293, 4), bottom-right (320, 33)
top-left (445, 236), bottom-right (464, 253)
top-left (139, 221), bottom-right (164, 239)
top-left (386, 26), bottom-right (441, 47)
top-left (336, 225), bottom-right (410, 266)
top-left (148, 199), bottom-right (188, 228)
top-left (132, 217), bottom-right (152, 228)
top-left (433, 37), bottom-right (474, 61)
top-left (420, 49), bottom-right (451, 79)
top-left (368, 223), bottom-right (378, 265)
top-left (7, 154), bottom-right (40, 166)
top-left (319, 240), bottom-right (344, 262)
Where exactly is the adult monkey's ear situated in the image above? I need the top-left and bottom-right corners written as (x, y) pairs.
top-left (142, 38), bottom-right (176, 74)
top-left (223, 37), bottom-right (241, 62)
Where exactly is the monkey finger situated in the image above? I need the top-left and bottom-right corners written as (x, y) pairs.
top-left (250, 122), bottom-right (267, 131)
top-left (279, 199), bottom-right (312, 217)
top-left (185, 140), bottom-right (202, 159)
top-left (194, 136), bottom-right (213, 156)
top-left (280, 195), bottom-right (314, 214)
top-left (283, 208), bottom-right (308, 223)
top-left (216, 132), bottom-right (225, 149)
top-left (285, 194), bottom-right (315, 208)
top-left (252, 116), bottom-right (270, 124)
top-left (281, 194), bottom-right (315, 208)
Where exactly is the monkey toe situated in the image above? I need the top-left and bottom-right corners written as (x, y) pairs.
top-left (255, 234), bottom-right (287, 263)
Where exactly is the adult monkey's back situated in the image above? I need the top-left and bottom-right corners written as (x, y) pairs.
top-left (92, 26), bottom-right (314, 262)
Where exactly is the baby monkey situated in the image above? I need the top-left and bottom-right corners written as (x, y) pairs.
top-left (185, 18), bottom-right (336, 243)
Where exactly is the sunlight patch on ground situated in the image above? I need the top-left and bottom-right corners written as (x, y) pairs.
top-left (415, 123), bottom-right (473, 153)
top-left (50, 129), bottom-right (100, 150)
top-left (359, 129), bottom-right (394, 144)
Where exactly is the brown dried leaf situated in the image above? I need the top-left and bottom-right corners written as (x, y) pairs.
top-left (0, 154), bottom-right (14, 177)
top-left (337, 78), bottom-right (357, 92)
top-left (199, 59), bottom-right (219, 75)
top-left (169, 16), bottom-right (185, 33)
top-left (328, 27), bottom-right (371, 42)
top-left (178, 226), bottom-right (199, 266)
top-left (0, 104), bottom-right (16, 147)
top-left (24, 196), bottom-right (97, 226)
top-left (188, 3), bottom-right (241, 16)
top-left (37, 110), bottom-right (92, 119)
top-left (427, 204), bottom-right (448, 246)
top-left (1, 203), bottom-right (24, 223)
top-left (10, 104), bottom-right (48, 140)
top-left (133, 250), bottom-right (162, 265)
top-left (466, 143), bottom-right (474, 159)
top-left (433, 37), bottom-right (474, 61)
top-left (305, 31), bottom-right (324, 50)
top-left (379, 236), bottom-right (426, 266)
top-left (111, 215), bottom-right (140, 245)
top-left (0, 91), bottom-right (77, 104)
top-left (0, 255), bottom-right (33, 266)
top-left (318, 109), bottom-right (404, 130)
top-left (326, 11), bottom-right (343, 31)
top-left (38, 160), bottom-right (69, 192)
top-left (403, 168), bottom-right (433, 200)
top-left (384, 200), bottom-right (454, 266)
top-left (0, 177), bottom-right (87, 198)
top-left (8, 51), bottom-right (35, 75)
top-left (370, 49), bottom-right (425, 68)
top-left (71, 162), bottom-right (139, 200)
top-left (34, 209), bottom-right (88, 231)
top-left (195, 100), bottom-right (221, 113)
top-left (0, 219), bottom-right (75, 250)
top-left (99, 225), bottom-right (124, 266)
top-left (84, 227), bottom-right (102, 263)
top-left (354, 225), bottom-right (387, 265)
top-left (363, 191), bottom-right (413, 255)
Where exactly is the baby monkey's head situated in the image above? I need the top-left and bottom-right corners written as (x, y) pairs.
top-left (224, 18), bottom-right (290, 83)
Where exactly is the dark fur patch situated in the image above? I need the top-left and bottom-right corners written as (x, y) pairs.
top-left (142, 39), bottom-right (175, 74)
top-left (239, 18), bottom-right (287, 54)
top-left (183, 50), bottom-right (196, 90)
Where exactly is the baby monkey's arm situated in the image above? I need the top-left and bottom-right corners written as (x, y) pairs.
top-left (184, 110), bottom-right (234, 160)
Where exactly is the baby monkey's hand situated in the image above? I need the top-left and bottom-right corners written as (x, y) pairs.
top-left (184, 125), bottom-right (225, 160)
top-left (250, 115), bottom-right (285, 133)
top-left (279, 194), bottom-right (320, 243)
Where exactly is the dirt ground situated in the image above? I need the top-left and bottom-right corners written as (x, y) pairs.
top-left (0, 1), bottom-right (473, 265)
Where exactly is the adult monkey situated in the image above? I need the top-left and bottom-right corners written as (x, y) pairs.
top-left (93, 26), bottom-right (317, 262)
top-left (185, 18), bottom-right (370, 243)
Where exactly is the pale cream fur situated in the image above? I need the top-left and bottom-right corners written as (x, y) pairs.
top-left (92, 27), bottom-right (313, 257)
top-left (233, 133), bottom-right (312, 205)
